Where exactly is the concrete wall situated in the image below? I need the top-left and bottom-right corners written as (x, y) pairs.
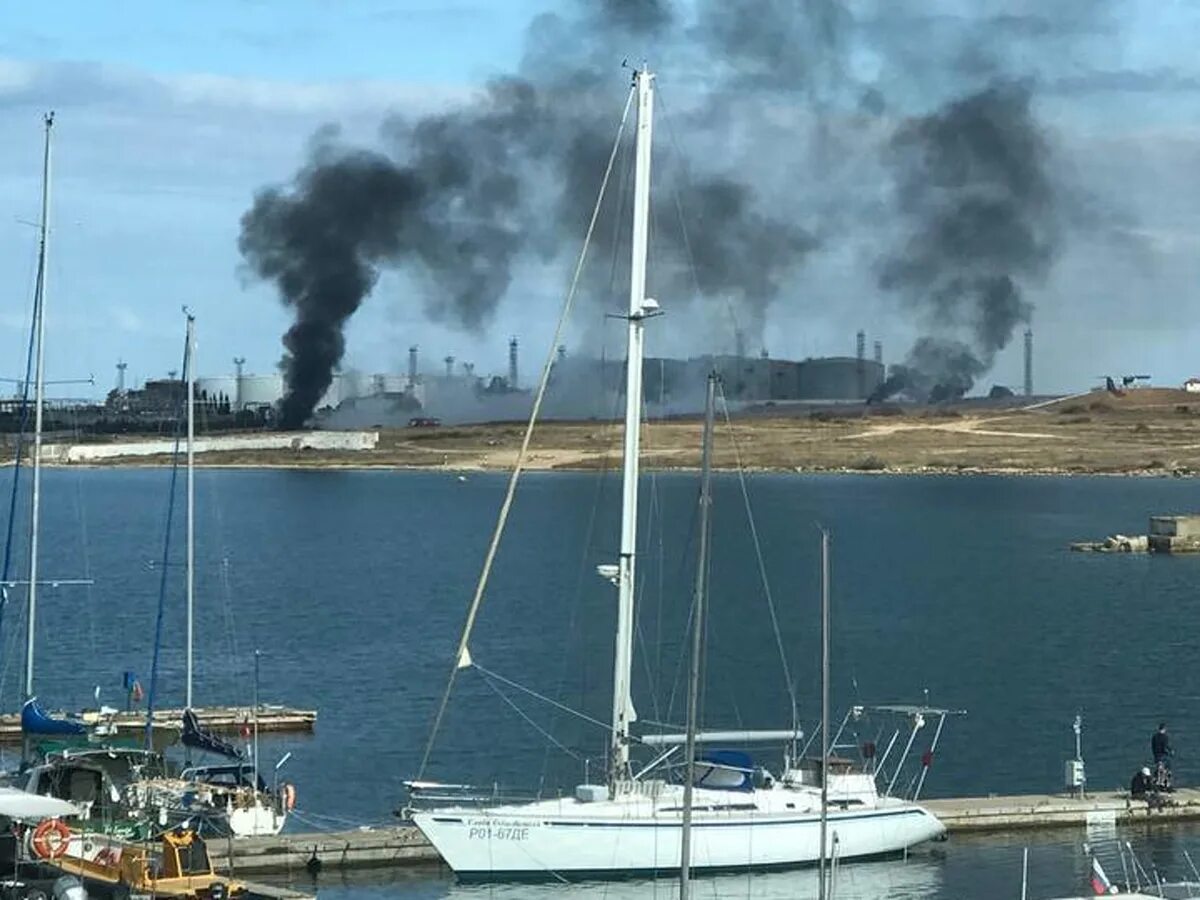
top-left (1150, 516), bottom-right (1200, 538)
top-left (41, 431), bottom-right (379, 463)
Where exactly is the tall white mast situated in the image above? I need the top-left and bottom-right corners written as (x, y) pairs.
top-left (610, 67), bottom-right (656, 784)
top-left (818, 528), bottom-right (831, 900)
top-left (25, 111), bottom-right (54, 701)
top-left (185, 309), bottom-right (195, 710)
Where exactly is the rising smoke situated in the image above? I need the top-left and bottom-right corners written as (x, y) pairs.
top-left (240, 1), bottom-right (1114, 423)
top-left (239, 0), bottom-right (825, 425)
top-left (875, 80), bottom-right (1058, 401)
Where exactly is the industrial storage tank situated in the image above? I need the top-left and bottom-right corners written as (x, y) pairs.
top-left (195, 376), bottom-right (237, 405)
top-left (373, 374), bottom-right (408, 394)
top-left (238, 374), bottom-right (284, 408)
top-left (797, 357), bottom-right (884, 401)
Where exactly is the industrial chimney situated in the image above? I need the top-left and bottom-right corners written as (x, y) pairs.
top-left (115, 359), bottom-right (128, 394)
top-left (408, 345), bottom-right (418, 390)
top-left (1023, 328), bottom-right (1033, 398)
top-left (855, 330), bottom-right (866, 399)
top-left (873, 341), bottom-right (882, 366)
top-left (232, 357), bottom-right (245, 410)
top-left (509, 337), bottom-right (519, 389)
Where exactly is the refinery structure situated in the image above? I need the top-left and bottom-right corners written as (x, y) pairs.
top-left (0, 328), bottom-right (1033, 433)
top-left (176, 332), bottom-right (889, 426)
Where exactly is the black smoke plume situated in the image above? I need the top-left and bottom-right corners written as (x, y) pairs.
top-left (877, 80), bottom-right (1058, 399)
top-left (240, 0), bottom-right (821, 426)
top-left (238, 146), bottom-right (421, 428)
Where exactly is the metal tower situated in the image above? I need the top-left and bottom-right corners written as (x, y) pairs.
top-left (1023, 328), bottom-right (1033, 397)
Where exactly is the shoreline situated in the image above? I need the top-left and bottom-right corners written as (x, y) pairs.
top-left (11, 459), bottom-right (1196, 478)
top-left (14, 390), bottom-right (1200, 478)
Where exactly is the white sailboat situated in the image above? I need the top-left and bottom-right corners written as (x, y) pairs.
top-left (411, 66), bottom-right (946, 882)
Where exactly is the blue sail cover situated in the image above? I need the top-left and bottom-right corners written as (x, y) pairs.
top-left (693, 750), bottom-right (755, 792)
top-left (181, 708), bottom-right (244, 760)
top-left (21, 699), bottom-right (86, 736)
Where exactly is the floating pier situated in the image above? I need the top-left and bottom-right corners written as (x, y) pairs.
top-left (923, 789), bottom-right (1200, 832)
top-left (212, 826), bottom-right (437, 875)
top-left (0, 705), bottom-right (317, 743)
top-left (208, 790), bottom-right (1200, 875)
top-left (1071, 514), bottom-right (1200, 553)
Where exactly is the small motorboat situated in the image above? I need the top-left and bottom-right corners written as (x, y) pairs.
top-left (37, 823), bottom-right (248, 900)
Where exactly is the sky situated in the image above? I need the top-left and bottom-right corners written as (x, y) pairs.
top-left (3, 1), bottom-right (1200, 398)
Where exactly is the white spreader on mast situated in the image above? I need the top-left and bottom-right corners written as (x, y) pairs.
top-left (25, 111), bottom-right (54, 701)
top-left (610, 65), bottom-right (658, 786)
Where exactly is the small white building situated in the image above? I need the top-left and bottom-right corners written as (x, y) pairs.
top-left (1185, 378), bottom-right (1200, 394)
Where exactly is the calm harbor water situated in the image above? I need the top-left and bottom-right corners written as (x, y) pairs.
top-left (3, 466), bottom-right (1200, 898)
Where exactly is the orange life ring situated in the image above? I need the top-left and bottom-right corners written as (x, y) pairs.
top-left (31, 819), bottom-right (71, 860)
top-left (282, 783), bottom-right (296, 811)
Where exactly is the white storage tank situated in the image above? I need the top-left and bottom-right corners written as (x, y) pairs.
top-left (375, 374), bottom-right (408, 394)
top-left (196, 376), bottom-right (237, 406)
top-left (238, 374), bottom-right (284, 407)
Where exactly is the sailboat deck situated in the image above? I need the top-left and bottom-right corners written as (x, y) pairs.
top-left (0, 705), bottom-right (316, 743)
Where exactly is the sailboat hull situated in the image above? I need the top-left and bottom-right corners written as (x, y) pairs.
top-left (413, 793), bottom-right (944, 881)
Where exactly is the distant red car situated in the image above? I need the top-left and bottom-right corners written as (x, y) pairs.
top-left (408, 417), bottom-right (441, 428)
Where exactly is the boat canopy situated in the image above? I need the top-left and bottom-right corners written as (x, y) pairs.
top-left (181, 708), bottom-right (243, 760)
top-left (692, 750), bottom-right (755, 792)
top-left (21, 699), bottom-right (87, 736)
top-left (0, 786), bottom-right (77, 821)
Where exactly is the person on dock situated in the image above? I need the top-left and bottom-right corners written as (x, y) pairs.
top-left (1131, 766), bottom-right (1153, 799)
top-left (1152, 723), bottom-right (1173, 769)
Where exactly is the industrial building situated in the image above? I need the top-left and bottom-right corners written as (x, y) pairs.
top-left (189, 333), bottom-right (889, 425)
top-left (50, 331), bottom-right (888, 434)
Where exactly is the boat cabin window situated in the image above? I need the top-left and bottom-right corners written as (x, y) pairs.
top-left (175, 837), bottom-right (212, 876)
top-left (37, 767), bottom-right (110, 819)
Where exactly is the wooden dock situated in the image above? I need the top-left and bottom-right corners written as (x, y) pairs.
top-left (925, 788), bottom-right (1200, 832)
top-left (242, 880), bottom-right (315, 900)
top-left (0, 705), bottom-right (317, 743)
top-left (208, 791), bottom-right (1200, 875)
top-left (212, 826), bottom-right (438, 876)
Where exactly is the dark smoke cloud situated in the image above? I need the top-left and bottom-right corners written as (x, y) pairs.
top-left (877, 80), bottom-right (1058, 398)
top-left (238, 142), bottom-right (421, 428)
top-left (240, 0), bottom-right (1122, 424)
top-left (868, 337), bottom-right (988, 404)
top-left (241, 0), bottom-right (820, 425)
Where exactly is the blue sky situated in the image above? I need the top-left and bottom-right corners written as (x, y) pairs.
top-left (3, 2), bottom-right (1200, 397)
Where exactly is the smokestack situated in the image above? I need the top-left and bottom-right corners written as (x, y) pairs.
top-left (444, 355), bottom-right (455, 378)
top-left (856, 330), bottom-right (866, 398)
top-left (408, 345), bottom-right (418, 390)
top-left (509, 336), bottom-right (519, 389)
top-left (1023, 328), bottom-right (1033, 397)
top-left (734, 328), bottom-right (746, 361)
top-left (115, 360), bottom-right (128, 394)
top-left (873, 341), bottom-right (882, 366)
top-left (233, 356), bottom-right (246, 410)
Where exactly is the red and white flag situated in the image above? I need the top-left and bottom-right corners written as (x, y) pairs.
top-left (1090, 856), bottom-right (1114, 895)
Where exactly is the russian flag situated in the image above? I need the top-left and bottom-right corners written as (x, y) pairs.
top-left (1091, 856), bottom-right (1114, 895)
